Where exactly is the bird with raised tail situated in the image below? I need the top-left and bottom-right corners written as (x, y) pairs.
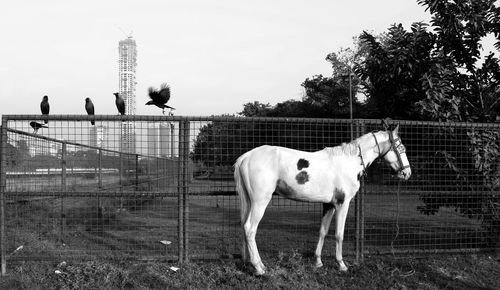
top-left (30, 121), bottom-right (47, 134)
top-left (146, 83), bottom-right (175, 115)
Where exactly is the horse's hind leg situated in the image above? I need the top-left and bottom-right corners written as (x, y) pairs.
top-left (314, 203), bottom-right (335, 268)
top-left (244, 196), bottom-right (272, 275)
top-left (240, 200), bottom-right (250, 263)
top-left (241, 233), bottom-right (249, 262)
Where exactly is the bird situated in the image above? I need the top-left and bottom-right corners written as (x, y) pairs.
top-left (30, 121), bottom-right (47, 134)
top-left (114, 92), bottom-right (125, 115)
top-left (146, 83), bottom-right (175, 114)
top-left (85, 97), bottom-right (95, 125)
top-left (40, 95), bottom-right (50, 124)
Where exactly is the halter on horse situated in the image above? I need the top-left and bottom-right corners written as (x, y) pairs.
top-left (234, 124), bottom-right (411, 275)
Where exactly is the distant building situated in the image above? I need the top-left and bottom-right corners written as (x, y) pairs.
top-left (118, 36), bottom-right (137, 154)
top-left (90, 125), bottom-right (108, 149)
top-left (147, 123), bottom-right (158, 156)
top-left (146, 122), bottom-right (177, 157)
top-left (159, 123), bottom-right (172, 157)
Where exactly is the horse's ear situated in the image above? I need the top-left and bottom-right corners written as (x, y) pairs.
top-left (393, 124), bottom-right (400, 135)
top-left (381, 118), bottom-right (391, 131)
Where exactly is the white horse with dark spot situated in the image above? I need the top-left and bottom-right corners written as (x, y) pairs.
top-left (234, 125), bottom-right (411, 275)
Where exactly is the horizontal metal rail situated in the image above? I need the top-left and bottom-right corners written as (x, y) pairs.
top-left (6, 127), bottom-right (171, 160)
top-left (3, 114), bottom-right (500, 128)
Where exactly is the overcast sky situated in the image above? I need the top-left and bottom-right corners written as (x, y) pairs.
top-left (0, 0), bottom-right (436, 118)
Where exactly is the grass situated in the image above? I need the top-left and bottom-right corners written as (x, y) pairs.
top-left (2, 176), bottom-right (498, 288)
top-left (1, 252), bottom-right (499, 289)
top-left (4, 187), bottom-right (494, 263)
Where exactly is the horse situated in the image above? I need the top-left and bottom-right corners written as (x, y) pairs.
top-left (233, 124), bottom-right (411, 275)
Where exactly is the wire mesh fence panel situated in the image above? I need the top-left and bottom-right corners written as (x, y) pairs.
top-left (362, 120), bottom-right (500, 254)
top-left (187, 117), bottom-right (357, 259)
top-left (2, 116), bottom-right (181, 263)
top-left (1, 115), bottom-right (499, 268)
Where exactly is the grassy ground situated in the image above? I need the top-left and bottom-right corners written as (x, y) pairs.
top-left (3, 176), bottom-right (498, 289)
top-left (5, 190), bottom-right (494, 262)
top-left (1, 252), bottom-right (499, 289)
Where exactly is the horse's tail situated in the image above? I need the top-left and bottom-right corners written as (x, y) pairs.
top-left (234, 153), bottom-right (250, 226)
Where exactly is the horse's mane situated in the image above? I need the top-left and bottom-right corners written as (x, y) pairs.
top-left (324, 141), bottom-right (359, 157)
top-left (324, 131), bottom-right (387, 157)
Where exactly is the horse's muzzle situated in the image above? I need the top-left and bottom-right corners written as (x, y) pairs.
top-left (397, 168), bottom-right (411, 180)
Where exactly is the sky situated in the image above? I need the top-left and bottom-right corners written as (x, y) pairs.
top-left (0, 0), bottom-right (437, 118)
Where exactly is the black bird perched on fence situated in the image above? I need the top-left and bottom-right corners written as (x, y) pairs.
top-left (30, 121), bottom-right (47, 134)
top-left (146, 83), bottom-right (175, 115)
top-left (114, 92), bottom-right (125, 115)
top-left (40, 95), bottom-right (50, 124)
top-left (85, 97), bottom-right (95, 125)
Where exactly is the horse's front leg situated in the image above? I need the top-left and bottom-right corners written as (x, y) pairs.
top-left (334, 199), bottom-right (352, 272)
top-left (314, 203), bottom-right (335, 268)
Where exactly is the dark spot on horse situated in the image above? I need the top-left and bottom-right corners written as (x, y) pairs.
top-left (297, 158), bottom-right (309, 170)
top-left (276, 179), bottom-right (297, 197)
top-left (295, 171), bottom-right (309, 184)
top-left (334, 189), bottom-right (345, 204)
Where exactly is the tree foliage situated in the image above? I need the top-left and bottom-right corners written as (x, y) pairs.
top-left (413, 0), bottom-right (500, 242)
top-left (416, 0), bottom-right (500, 122)
top-left (357, 23), bottom-right (437, 119)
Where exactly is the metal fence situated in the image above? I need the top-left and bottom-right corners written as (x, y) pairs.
top-left (0, 115), bottom-right (499, 274)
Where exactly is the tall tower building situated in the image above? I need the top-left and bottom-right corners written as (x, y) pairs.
top-left (118, 36), bottom-right (137, 115)
top-left (118, 36), bottom-right (137, 154)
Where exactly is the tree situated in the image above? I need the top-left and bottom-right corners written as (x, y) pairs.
top-left (239, 98), bottom-right (326, 118)
top-left (302, 74), bottom-right (361, 118)
top-left (239, 44), bottom-right (368, 119)
top-left (302, 44), bottom-right (368, 118)
top-left (357, 22), bottom-right (437, 119)
top-left (413, 0), bottom-right (500, 245)
top-left (416, 0), bottom-right (500, 122)
top-left (239, 101), bottom-right (272, 117)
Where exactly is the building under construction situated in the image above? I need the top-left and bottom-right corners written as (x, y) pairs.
top-left (118, 36), bottom-right (137, 154)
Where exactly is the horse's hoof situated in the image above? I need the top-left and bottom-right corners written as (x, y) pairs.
top-left (339, 264), bottom-right (348, 272)
top-left (254, 268), bottom-right (266, 276)
top-left (314, 256), bottom-right (323, 268)
top-left (258, 262), bottom-right (267, 272)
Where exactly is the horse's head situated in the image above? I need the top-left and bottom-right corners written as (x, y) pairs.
top-left (380, 124), bottom-right (411, 180)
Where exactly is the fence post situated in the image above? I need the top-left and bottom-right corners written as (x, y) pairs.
top-left (354, 121), bottom-right (365, 263)
top-left (135, 154), bottom-right (139, 191)
top-left (60, 141), bottom-right (67, 244)
top-left (359, 122), bottom-right (365, 261)
top-left (98, 149), bottom-right (103, 190)
top-left (177, 123), bottom-right (184, 263)
top-left (170, 123), bottom-right (175, 158)
top-left (119, 152), bottom-right (123, 210)
top-left (182, 121), bottom-right (190, 263)
top-left (0, 119), bottom-right (7, 275)
top-left (177, 120), bottom-right (190, 263)
top-left (147, 156), bottom-right (151, 191)
top-left (156, 157), bottom-right (159, 190)
top-left (98, 149), bottom-right (102, 224)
